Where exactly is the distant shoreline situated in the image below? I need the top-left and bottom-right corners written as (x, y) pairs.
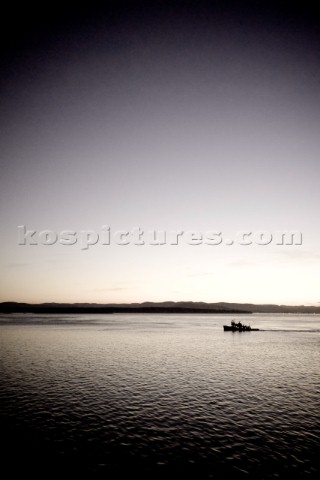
top-left (1, 301), bottom-right (320, 314)
top-left (0, 304), bottom-right (249, 315)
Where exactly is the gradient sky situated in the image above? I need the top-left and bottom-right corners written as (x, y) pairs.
top-left (1, 1), bottom-right (319, 304)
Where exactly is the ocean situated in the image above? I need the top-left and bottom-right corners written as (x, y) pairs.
top-left (0, 313), bottom-right (319, 478)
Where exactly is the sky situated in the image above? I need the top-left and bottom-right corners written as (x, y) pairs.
top-left (1, 1), bottom-right (319, 305)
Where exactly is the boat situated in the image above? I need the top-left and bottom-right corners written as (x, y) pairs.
top-left (223, 320), bottom-right (259, 332)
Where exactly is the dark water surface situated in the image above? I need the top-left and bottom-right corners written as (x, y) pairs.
top-left (0, 314), bottom-right (319, 478)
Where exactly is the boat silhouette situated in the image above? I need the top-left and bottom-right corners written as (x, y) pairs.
top-left (223, 320), bottom-right (259, 332)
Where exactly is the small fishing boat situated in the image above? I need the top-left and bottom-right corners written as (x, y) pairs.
top-left (223, 320), bottom-right (259, 332)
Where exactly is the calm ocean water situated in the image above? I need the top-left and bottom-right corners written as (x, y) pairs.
top-left (0, 314), bottom-right (319, 479)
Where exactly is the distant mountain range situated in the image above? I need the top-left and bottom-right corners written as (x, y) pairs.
top-left (1, 301), bottom-right (320, 314)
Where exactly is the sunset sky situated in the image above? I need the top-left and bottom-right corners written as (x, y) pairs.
top-left (1, 1), bottom-right (319, 305)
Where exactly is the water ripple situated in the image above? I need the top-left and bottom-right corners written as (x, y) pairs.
top-left (0, 314), bottom-right (319, 478)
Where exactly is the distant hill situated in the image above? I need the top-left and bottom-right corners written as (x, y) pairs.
top-left (0, 301), bottom-right (320, 314)
top-left (0, 302), bottom-right (249, 314)
top-left (214, 302), bottom-right (320, 314)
